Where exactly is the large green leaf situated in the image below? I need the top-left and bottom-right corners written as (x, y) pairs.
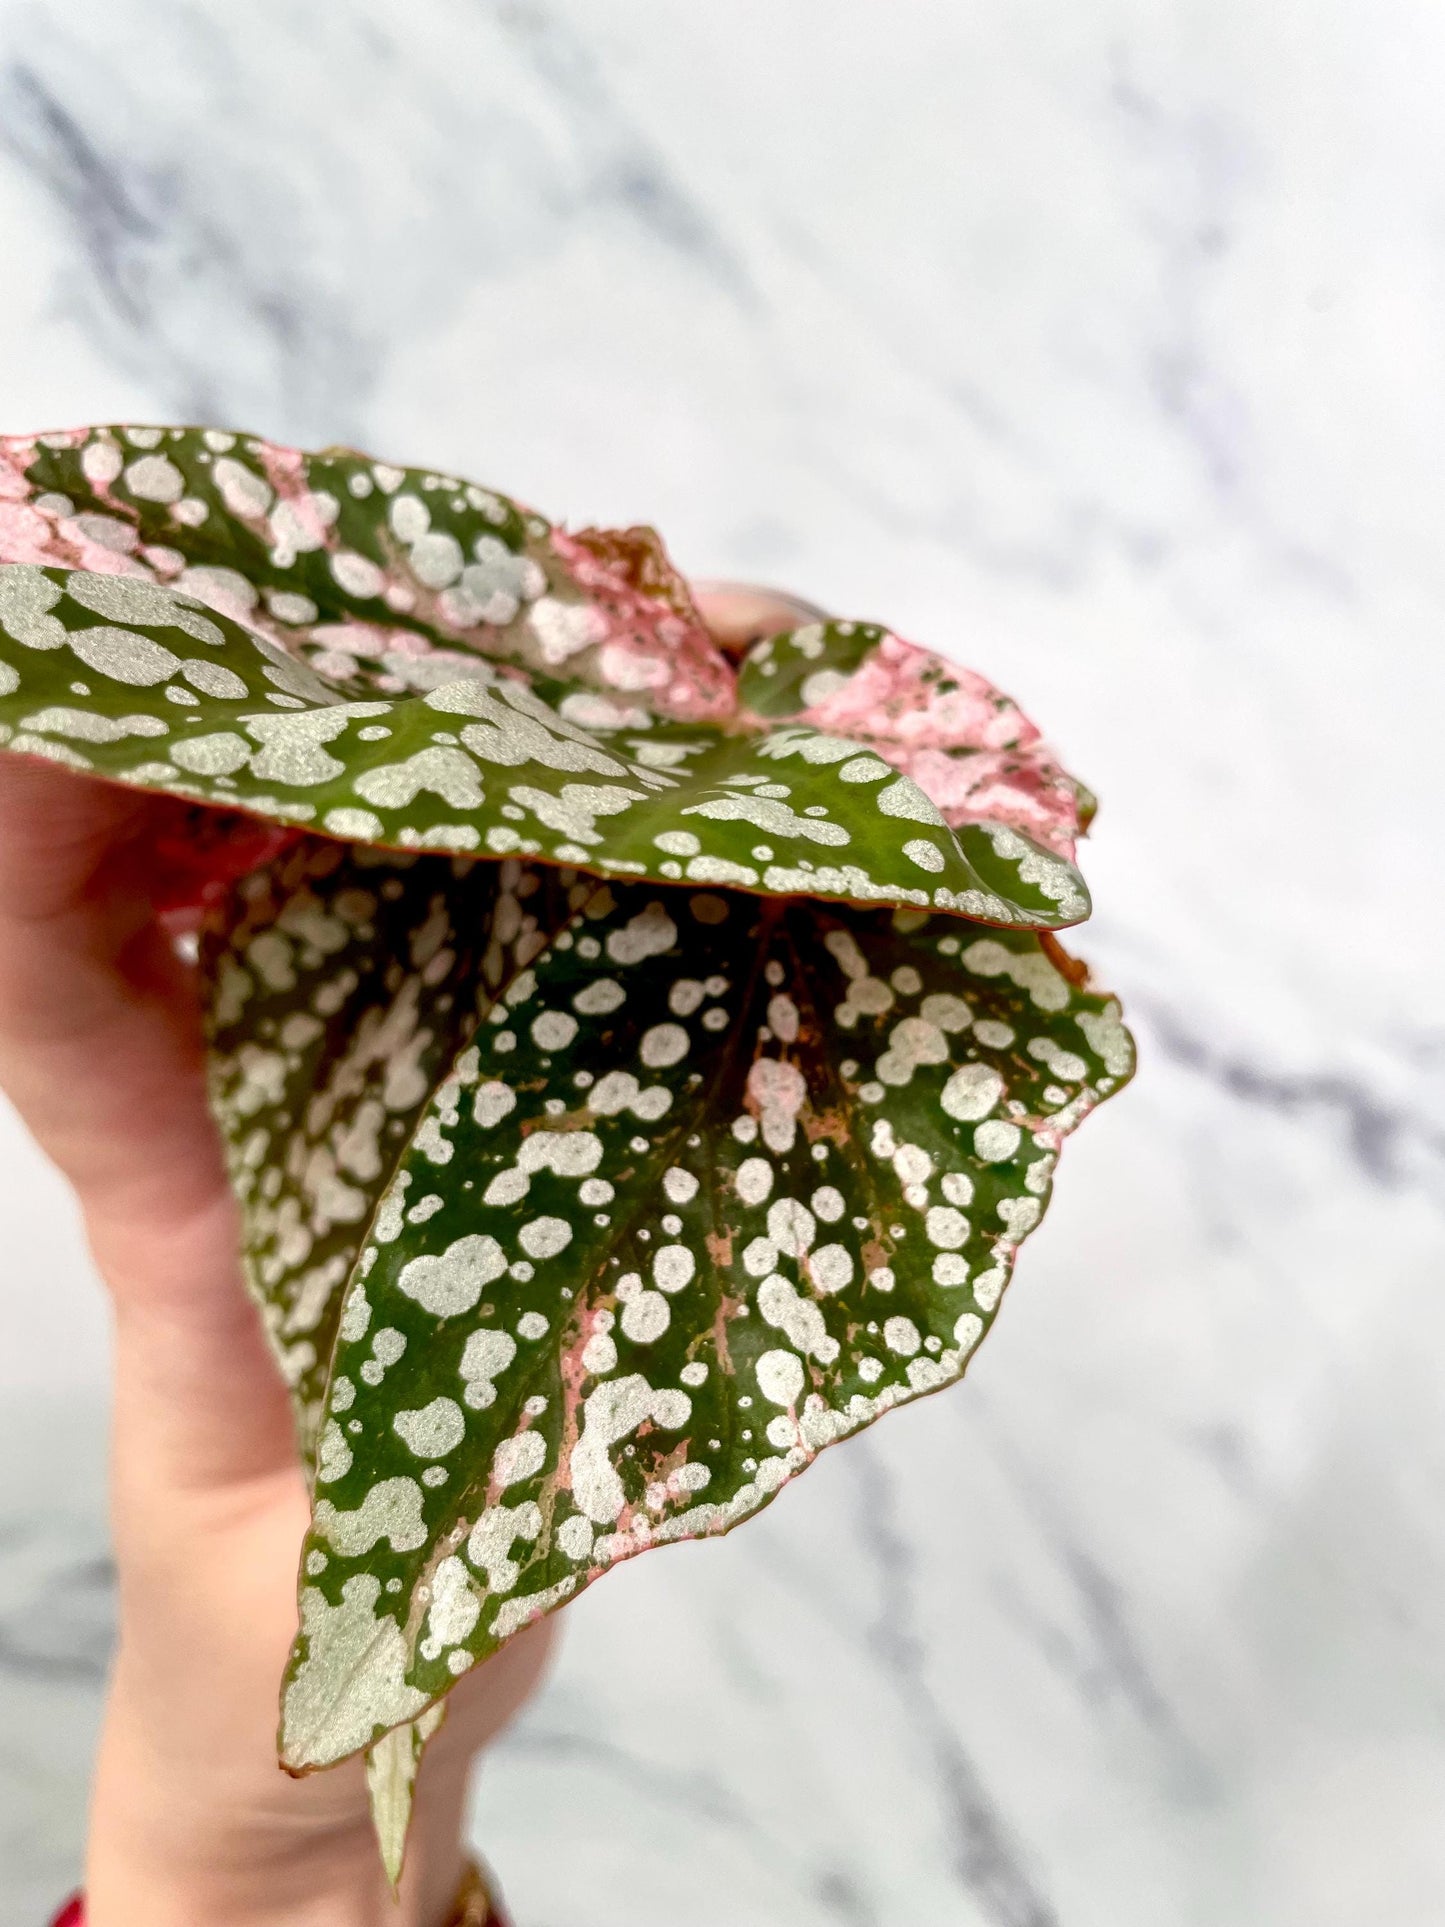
top-left (268, 857), bottom-right (1132, 1771)
top-left (0, 426), bottom-right (1089, 927)
top-left (0, 423), bottom-right (1135, 1874)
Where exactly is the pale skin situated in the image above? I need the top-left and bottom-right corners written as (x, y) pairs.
top-left (0, 584), bottom-right (817, 1926)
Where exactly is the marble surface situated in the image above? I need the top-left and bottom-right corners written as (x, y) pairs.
top-left (2, 3), bottom-right (1443, 1921)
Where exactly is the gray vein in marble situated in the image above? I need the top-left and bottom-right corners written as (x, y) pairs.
top-left (1106, 45), bottom-right (1362, 602)
top-left (0, 63), bottom-right (159, 329)
top-left (1, 0), bottom-right (752, 447)
top-left (1134, 993), bottom-right (1445, 1202)
top-left (811, 1869), bottom-right (879, 1927)
top-left (1107, 46), bottom-right (1255, 501)
top-left (0, 1618), bottom-right (106, 1687)
top-left (511, 1721), bottom-right (756, 1837)
top-left (492, 0), bottom-right (755, 300)
top-left (0, 47), bottom-right (375, 438)
top-left (849, 1442), bottom-right (1059, 1927)
top-left (974, 1412), bottom-right (1216, 1805)
top-left (500, 1716), bottom-right (830, 1908)
top-left (0, 1525), bottom-right (113, 1686)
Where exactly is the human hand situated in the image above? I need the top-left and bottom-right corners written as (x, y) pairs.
top-left (0, 753), bottom-right (553, 1925)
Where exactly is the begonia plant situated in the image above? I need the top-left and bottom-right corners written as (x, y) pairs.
top-left (0, 425), bottom-right (1133, 1875)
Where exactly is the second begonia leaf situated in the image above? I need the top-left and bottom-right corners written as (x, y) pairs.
top-left (264, 856), bottom-right (1132, 1772)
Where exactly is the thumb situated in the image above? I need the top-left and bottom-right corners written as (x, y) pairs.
top-left (691, 580), bottom-right (829, 658)
top-left (0, 758), bottom-right (217, 1215)
top-left (0, 757), bottom-right (298, 1488)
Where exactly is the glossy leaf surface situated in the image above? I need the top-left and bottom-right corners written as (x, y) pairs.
top-left (0, 426), bottom-right (1089, 927)
top-left (260, 851), bottom-right (1132, 1769)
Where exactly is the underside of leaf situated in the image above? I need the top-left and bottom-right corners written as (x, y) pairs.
top-left (365, 1704), bottom-right (447, 1891)
top-left (203, 842), bottom-right (576, 1454)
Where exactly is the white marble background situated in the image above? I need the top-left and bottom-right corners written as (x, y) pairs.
top-left (1, 3), bottom-right (1443, 1922)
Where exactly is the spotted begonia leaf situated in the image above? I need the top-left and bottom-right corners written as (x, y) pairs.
top-left (265, 853), bottom-right (1132, 1773)
top-left (204, 841), bottom-right (576, 1451)
top-left (0, 426), bottom-right (1089, 927)
top-left (0, 423), bottom-right (1134, 1870)
top-left (736, 619), bottom-right (1094, 854)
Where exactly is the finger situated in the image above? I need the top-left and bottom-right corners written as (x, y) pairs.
top-left (0, 759), bottom-right (296, 1484)
top-left (106, 1191), bottom-right (303, 1493)
top-left (0, 761), bottom-right (214, 1212)
top-left (692, 580), bottom-right (830, 658)
top-left (0, 755), bottom-right (153, 922)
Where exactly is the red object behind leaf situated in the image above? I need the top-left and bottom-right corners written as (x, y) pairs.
top-left (146, 804), bottom-right (297, 914)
